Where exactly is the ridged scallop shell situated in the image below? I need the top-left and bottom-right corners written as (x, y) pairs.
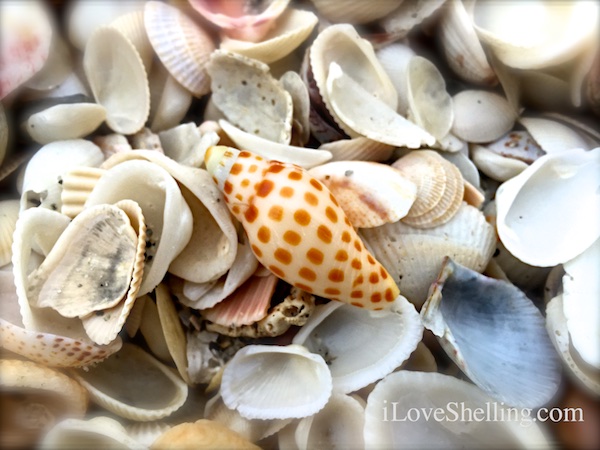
top-left (125, 421), bottom-right (171, 448)
top-left (60, 166), bottom-right (106, 218)
top-left (148, 62), bottom-right (193, 133)
top-left (360, 203), bottom-right (496, 308)
top-left (110, 10), bottom-right (153, 73)
top-left (495, 148), bottom-right (600, 267)
top-left (0, 199), bottom-right (19, 267)
top-left (310, 0), bottom-right (402, 24)
top-left (83, 26), bottom-right (150, 134)
top-left (308, 161), bottom-right (417, 228)
top-left (87, 158), bottom-right (193, 295)
top-left (220, 8), bottom-right (318, 64)
top-left (205, 146), bottom-right (400, 310)
top-left (219, 119), bottom-right (332, 169)
top-left (365, 371), bottom-right (551, 449)
top-left (451, 90), bottom-right (516, 143)
top-left (391, 150), bottom-right (465, 229)
top-left (319, 137), bottom-right (394, 162)
top-left (293, 295), bottom-right (423, 393)
top-left (144, 1), bottom-right (215, 97)
top-left (71, 343), bottom-right (188, 421)
top-left (25, 103), bottom-right (107, 145)
top-left (20, 139), bottom-right (104, 213)
top-left (41, 416), bottom-right (145, 450)
top-left (221, 344), bottom-right (332, 420)
top-left (0, 359), bottom-right (88, 447)
top-left (421, 258), bottom-right (562, 407)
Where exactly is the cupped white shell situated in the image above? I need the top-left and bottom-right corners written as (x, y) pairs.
top-left (421, 258), bottom-right (562, 407)
top-left (292, 296), bottom-right (423, 394)
top-left (364, 371), bottom-right (551, 449)
top-left (148, 63), bottom-right (193, 133)
top-left (220, 344), bottom-right (332, 420)
top-left (71, 343), bottom-right (188, 421)
top-left (495, 148), bottom-right (600, 267)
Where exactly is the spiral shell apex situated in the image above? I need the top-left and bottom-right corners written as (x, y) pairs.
top-left (205, 146), bottom-right (400, 310)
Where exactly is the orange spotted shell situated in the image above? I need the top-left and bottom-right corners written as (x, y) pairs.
top-left (205, 146), bottom-right (399, 310)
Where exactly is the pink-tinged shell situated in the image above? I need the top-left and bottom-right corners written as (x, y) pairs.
top-left (145, 1), bottom-right (215, 97)
top-left (0, 1), bottom-right (52, 99)
top-left (202, 274), bottom-right (277, 326)
top-left (188, 0), bottom-right (290, 42)
top-left (205, 146), bottom-right (400, 310)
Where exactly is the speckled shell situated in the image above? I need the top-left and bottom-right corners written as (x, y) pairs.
top-left (205, 146), bottom-right (400, 310)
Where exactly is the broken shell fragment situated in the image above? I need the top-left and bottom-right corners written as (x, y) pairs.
top-left (421, 258), bottom-right (562, 407)
top-left (0, 199), bottom-right (19, 267)
top-left (220, 344), bottom-right (332, 420)
top-left (319, 137), bottom-right (394, 163)
top-left (308, 160), bottom-right (417, 228)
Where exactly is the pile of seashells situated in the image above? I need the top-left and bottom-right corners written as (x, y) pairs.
top-left (1, 0), bottom-right (599, 448)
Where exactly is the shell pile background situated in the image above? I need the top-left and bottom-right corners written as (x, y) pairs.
top-left (0, 0), bottom-right (599, 448)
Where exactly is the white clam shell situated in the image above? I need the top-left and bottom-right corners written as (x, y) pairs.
top-left (0, 199), bottom-right (19, 267)
top-left (220, 8), bottom-right (318, 64)
top-left (83, 26), bottom-right (150, 135)
top-left (380, 0), bottom-right (446, 39)
top-left (421, 258), bottom-right (562, 408)
top-left (71, 343), bottom-right (188, 421)
top-left (24, 31), bottom-right (73, 92)
top-left (470, 144), bottom-right (528, 182)
top-left (308, 161), bottom-right (417, 228)
top-left (495, 148), bottom-right (600, 267)
top-left (319, 137), bottom-right (394, 162)
top-left (519, 117), bottom-right (592, 154)
top-left (148, 63), bottom-right (193, 133)
top-left (219, 119), bottom-right (332, 169)
top-left (451, 90), bottom-right (516, 143)
top-left (292, 296), bottom-right (423, 394)
top-left (376, 43), bottom-right (416, 116)
top-left (110, 10), bottom-right (153, 73)
top-left (25, 103), bottom-right (106, 145)
top-left (310, 0), bottom-right (403, 24)
top-left (364, 371), bottom-right (551, 449)
top-left (221, 344), bottom-right (332, 420)
top-left (20, 139), bottom-right (104, 213)
top-left (86, 159), bottom-right (193, 295)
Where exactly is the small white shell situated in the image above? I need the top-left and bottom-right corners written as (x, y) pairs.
top-left (495, 148), bottom-right (600, 267)
top-left (220, 344), bottom-right (332, 420)
top-left (292, 296), bottom-right (423, 394)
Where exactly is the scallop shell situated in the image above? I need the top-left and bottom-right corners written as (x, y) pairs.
top-left (71, 343), bottom-right (188, 421)
top-left (472, 1), bottom-right (599, 70)
top-left (319, 137), bottom-right (394, 162)
top-left (41, 416), bottom-right (145, 450)
top-left (365, 371), bottom-right (551, 449)
top-left (150, 419), bottom-right (261, 450)
top-left (0, 359), bottom-right (88, 447)
top-left (207, 50), bottom-right (293, 145)
top-left (205, 146), bottom-right (400, 310)
top-left (0, 1), bottom-right (52, 99)
top-left (451, 90), bottom-right (516, 143)
top-left (392, 150), bottom-right (465, 229)
top-left (20, 139), bottom-right (104, 213)
top-left (125, 421), bottom-right (171, 448)
top-left (148, 62), bottom-right (193, 133)
top-left (220, 8), bottom-right (318, 64)
top-left (308, 161), bottom-right (417, 228)
top-left (25, 103), bottom-right (106, 145)
top-left (293, 295), bottom-right (423, 393)
top-left (144, 1), bottom-right (215, 97)
top-left (0, 199), bottom-right (19, 267)
top-left (110, 10), bottom-right (153, 73)
top-left (221, 344), bottom-right (332, 420)
top-left (421, 258), bottom-right (562, 407)
top-left (83, 26), bottom-right (150, 134)
top-left (360, 202), bottom-right (496, 308)
top-left (438, 0), bottom-right (497, 86)
top-left (219, 119), bottom-right (332, 169)
top-left (60, 166), bottom-right (106, 218)
top-left (86, 158), bottom-right (193, 295)
top-left (495, 148), bottom-right (600, 267)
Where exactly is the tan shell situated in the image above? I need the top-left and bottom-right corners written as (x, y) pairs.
top-left (0, 359), bottom-right (88, 448)
top-left (220, 8), bottom-right (318, 64)
top-left (110, 10), bottom-right (153, 73)
top-left (84, 26), bottom-right (150, 134)
top-left (60, 166), bottom-right (106, 219)
top-left (93, 133), bottom-right (132, 159)
top-left (130, 127), bottom-right (164, 152)
top-left (148, 62), bottom-right (193, 133)
top-left (144, 1), bottom-right (215, 97)
top-left (72, 343), bottom-right (188, 421)
top-left (319, 137), bottom-right (394, 162)
top-left (392, 150), bottom-right (465, 229)
top-left (310, 0), bottom-right (402, 24)
top-left (0, 199), bottom-right (20, 267)
top-left (150, 419), bottom-right (260, 450)
top-left (308, 161), bottom-right (417, 228)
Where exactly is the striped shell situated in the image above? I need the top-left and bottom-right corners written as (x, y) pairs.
top-left (205, 146), bottom-right (399, 310)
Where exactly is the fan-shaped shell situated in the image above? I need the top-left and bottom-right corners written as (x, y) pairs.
top-left (83, 26), bottom-right (150, 134)
top-left (220, 344), bottom-right (332, 420)
top-left (205, 146), bottom-right (400, 310)
top-left (144, 1), bottom-right (215, 97)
